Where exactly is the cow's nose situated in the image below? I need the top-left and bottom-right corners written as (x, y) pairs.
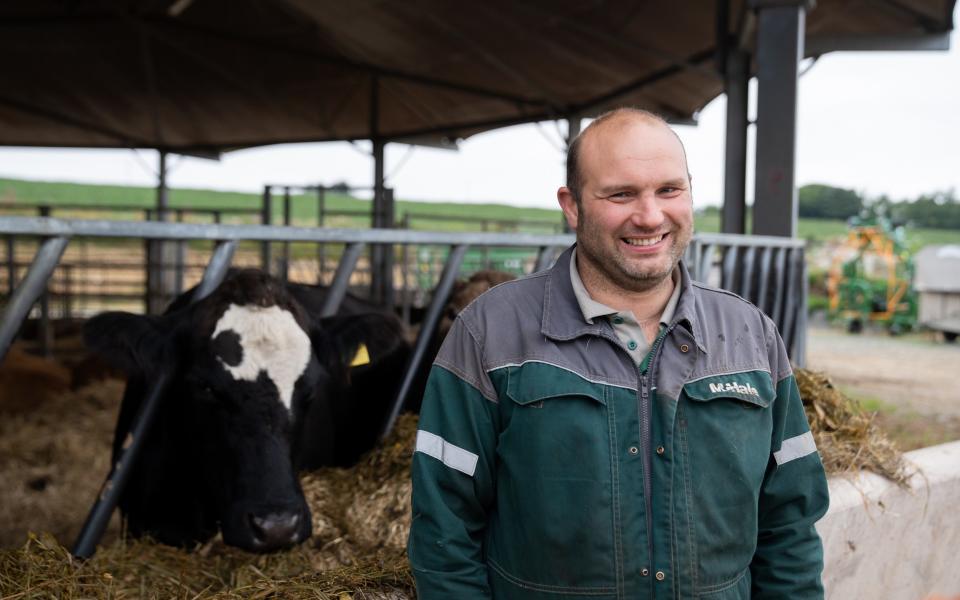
top-left (249, 512), bottom-right (302, 549)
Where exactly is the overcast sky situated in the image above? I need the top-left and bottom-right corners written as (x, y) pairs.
top-left (1, 10), bottom-right (957, 212)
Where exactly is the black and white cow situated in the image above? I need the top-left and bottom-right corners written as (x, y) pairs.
top-left (84, 270), bottom-right (410, 552)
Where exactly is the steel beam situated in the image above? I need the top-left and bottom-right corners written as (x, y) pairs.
top-left (261, 186), bottom-right (272, 274)
top-left (794, 248), bottom-right (808, 366)
top-left (281, 187), bottom-right (292, 283)
top-left (371, 136), bottom-right (387, 305)
top-left (722, 48), bottom-right (750, 234)
top-left (564, 116), bottom-right (581, 234)
top-left (147, 151), bottom-right (177, 314)
top-left (320, 243), bottom-right (366, 318)
top-left (381, 244), bottom-right (468, 439)
top-left (806, 32), bottom-right (951, 55)
top-left (0, 216), bottom-right (577, 247)
top-left (317, 187), bottom-right (327, 281)
top-left (721, 245), bottom-right (740, 291)
top-left (780, 247), bottom-right (799, 350)
top-left (0, 236), bottom-right (69, 363)
top-left (193, 240), bottom-right (238, 301)
top-left (73, 371), bottom-right (172, 559)
top-left (751, 0), bottom-right (807, 238)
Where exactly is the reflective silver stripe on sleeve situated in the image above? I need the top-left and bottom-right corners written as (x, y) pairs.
top-left (415, 430), bottom-right (479, 477)
top-left (773, 431), bottom-right (818, 466)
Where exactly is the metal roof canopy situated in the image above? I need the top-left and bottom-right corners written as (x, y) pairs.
top-left (0, 0), bottom-right (952, 151)
top-left (0, 0), bottom-right (956, 237)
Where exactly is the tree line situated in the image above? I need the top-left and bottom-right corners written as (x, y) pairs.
top-left (799, 184), bottom-right (960, 230)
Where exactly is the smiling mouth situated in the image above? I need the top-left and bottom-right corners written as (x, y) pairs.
top-left (623, 233), bottom-right (667, 247)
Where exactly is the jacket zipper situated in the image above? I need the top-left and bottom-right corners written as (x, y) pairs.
top-left (640, 323), bottom-right (676, 582)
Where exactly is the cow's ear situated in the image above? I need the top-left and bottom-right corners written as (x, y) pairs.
top-left (83, 312), bottom-right (171, 374)
top-left (309, 312), bottom-right (408, 374)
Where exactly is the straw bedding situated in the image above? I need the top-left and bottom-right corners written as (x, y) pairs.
top-left (0, 356), bottom-right (906, 597)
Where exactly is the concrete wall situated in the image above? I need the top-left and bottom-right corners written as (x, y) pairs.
top-left (818, 440), bottom-right (960, 599)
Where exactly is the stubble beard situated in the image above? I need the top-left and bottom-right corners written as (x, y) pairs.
top-left (576, 210), bottom-right (691, 294)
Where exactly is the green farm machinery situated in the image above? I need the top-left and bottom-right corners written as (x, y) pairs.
top-left (826, 217), bottom-right (917, 334)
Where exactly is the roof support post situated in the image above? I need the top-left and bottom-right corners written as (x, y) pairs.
top-left (370, 137), bottom-right (395, 308)
top-left (369, 74), bottom-right (394, 308)
top-left (750, 0), bottom-right (810, 238)
top-left (722, 48), bottom-right (750, 234)
top-left (563, 115), bottom-right (581, 234)
top-left (146, 150), bottom-right (177, 314)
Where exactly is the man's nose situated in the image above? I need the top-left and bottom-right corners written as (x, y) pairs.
top-left (629, 194), bottom-right (664, 230)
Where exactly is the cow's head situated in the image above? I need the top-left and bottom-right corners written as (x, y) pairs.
top-left (84, 270), bottom-right (403, 552)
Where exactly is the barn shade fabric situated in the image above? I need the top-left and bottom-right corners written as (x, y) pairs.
top-left (0, 0), bottom-right (954, 152)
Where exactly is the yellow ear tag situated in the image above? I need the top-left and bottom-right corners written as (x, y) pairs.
top-left (350, 343), bottom-right (370, 367)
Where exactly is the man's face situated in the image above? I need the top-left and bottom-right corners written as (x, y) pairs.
top-left (559, 117), bottom-right (693, 293)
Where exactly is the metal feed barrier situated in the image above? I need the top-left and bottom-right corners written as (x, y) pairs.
top-left (0, 215), bottom-right (805, 558)
top-left (0, 197), bottom-right (566, 326)
top-left (688, 233), bottom-right (809, 366)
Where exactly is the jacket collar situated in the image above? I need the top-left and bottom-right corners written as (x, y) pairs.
top-left (542, 245), bottom-right (707, 353)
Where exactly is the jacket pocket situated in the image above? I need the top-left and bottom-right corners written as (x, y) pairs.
top-left (697, 567), bottom-right (751, 599)
top-left (683, 369), bottom-right (774, 407)
top-left (490, 363), bottom-right (615, 591)
top-left (679, 370), bottom-right (774, 586)
top-left (503, 363), bottom-right (609, 480)
top-left (505, 361), bottom-right (606, 406)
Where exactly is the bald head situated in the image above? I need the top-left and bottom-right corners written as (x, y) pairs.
top-left (566, 108), bottom-right (690, 205)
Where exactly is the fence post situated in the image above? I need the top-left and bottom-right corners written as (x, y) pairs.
top-left (6, 235), bottom-right (15, 295)
top-left (62, 263), bottom-right (72, 321)
top-left (261, 186), bottom-right (272, 274)
top-left (368, 187), bottom-right (396, 308)
top-left (37, 206), bottom-right (53, 357)
top-left (281, 187), bottom-right (292, 282)
top-left (175, 210), bottom-right (186, 295)
top-left (317, 186), bottom-right (326, 283)
top-left (481, 220), bottom-right (490, 269)
top-left (400, 213), bottom-right (411, 325)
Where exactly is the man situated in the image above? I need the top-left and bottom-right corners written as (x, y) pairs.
top-left (408, 108), bottom-right (829, 599)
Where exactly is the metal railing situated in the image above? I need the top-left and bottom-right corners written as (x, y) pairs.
top-left (1, 195), bottom-right (566, 321)
top-left (687, 233), bottom-right (808, 366)
top-left (0, 215), bottom-right (806, 559)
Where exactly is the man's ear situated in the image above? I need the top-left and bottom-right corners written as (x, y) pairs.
top-left (557, 186), bottom-right (579, 231)
top-left (83, 312), bottom-right (171, 374)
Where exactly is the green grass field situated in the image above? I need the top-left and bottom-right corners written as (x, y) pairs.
top-left (2, 177), bottom-right (958, 247)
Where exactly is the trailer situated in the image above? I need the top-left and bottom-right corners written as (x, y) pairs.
top-left (914, 245), bottom-right (960, 342)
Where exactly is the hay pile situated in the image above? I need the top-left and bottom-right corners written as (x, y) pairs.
top-left (0, 413), bottom-right (420, 599)
top-left (0, 354), bottom-right (125, 547)
top-left (0, 533), bottom-right (412, 599)
top-left (300, 413), bottom-right (417, 568)
top-left (796, 367), bottom-right (908, 485)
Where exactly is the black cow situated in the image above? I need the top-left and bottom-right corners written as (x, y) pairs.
top-left (84, 270), bottom-right (410, 552)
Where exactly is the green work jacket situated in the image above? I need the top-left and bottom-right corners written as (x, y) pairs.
top-left (408, 247), bottom-right (829, 600)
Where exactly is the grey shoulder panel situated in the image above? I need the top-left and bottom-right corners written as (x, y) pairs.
top-left (454, 271), bottom-right (638, 389)
top-left (687, 282), bottom-right (788, 382)
top-left (434, 319), bottom-right (500, 402)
